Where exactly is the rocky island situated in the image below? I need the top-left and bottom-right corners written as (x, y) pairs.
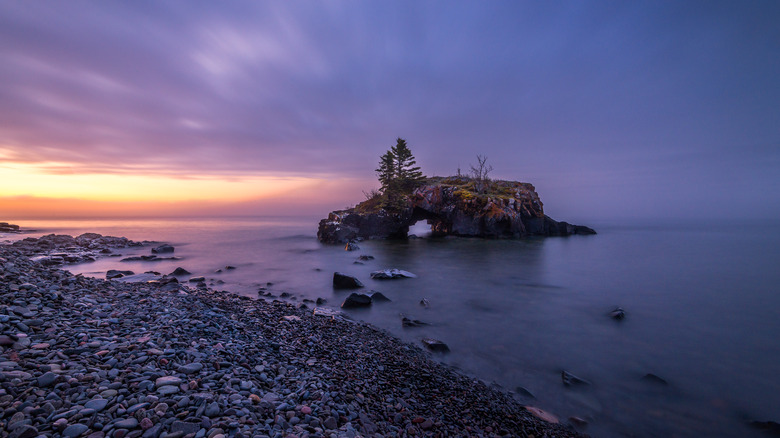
top-left (318, 176), bottom-right (595, 244)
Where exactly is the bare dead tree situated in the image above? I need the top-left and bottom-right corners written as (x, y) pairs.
top-left (469, 154), bottom-right (493, 193)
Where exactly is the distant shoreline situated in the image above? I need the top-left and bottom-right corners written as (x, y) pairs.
top-left (0, 237), bottom-right (583, 437)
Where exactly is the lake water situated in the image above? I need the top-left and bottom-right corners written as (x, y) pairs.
top-left (3, 216), bottom-right (779, 437)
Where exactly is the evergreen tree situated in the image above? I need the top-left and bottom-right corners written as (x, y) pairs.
top-left (374, 138), bottom-right (425, 212)
top-left (390, 138), bottom-right (424, 191)
top-left (375, 150), bottom-right (396, 193)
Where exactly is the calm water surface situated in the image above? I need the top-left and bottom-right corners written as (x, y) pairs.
top-left (3, 216), bottom-right (779, 437)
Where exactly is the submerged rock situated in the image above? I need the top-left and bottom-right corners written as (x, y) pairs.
top-left (609, 307), bottom-right (626, 320)
top-left (106, 269), bottom-right (134, 279)
top-left (152, 244), bottom-right (175, 254)
top-left (422, 338), bottom-right (450, 352)
top-left (345, 242), bottom-right (360, 251)
top-left (370, 291), bottom-right (392, 302)
top-left (371, 269), bottom-right (417, 279)
top-left (525, 406), bottom-right (559, 424)
top-left (641, 373), bottom-right (669, 385)
top-left (562, 370), bottom-right (591, 387)
top-left (333, 272), bottom-right (364, 289)
top-left (402, 317), bottom-right (428, 328)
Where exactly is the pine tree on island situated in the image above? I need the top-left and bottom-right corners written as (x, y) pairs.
top-left (374, 138), bottom-right (426, 212)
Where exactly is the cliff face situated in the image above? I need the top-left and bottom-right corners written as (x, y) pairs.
top-left (317, 177), bottom-right (595, 244)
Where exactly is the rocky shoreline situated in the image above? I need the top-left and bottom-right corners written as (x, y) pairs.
top-left (0, 240), bottom-right (584, 438)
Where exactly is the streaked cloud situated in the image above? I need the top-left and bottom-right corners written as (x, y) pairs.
top-left (0, 1), bottom-right (778, 218)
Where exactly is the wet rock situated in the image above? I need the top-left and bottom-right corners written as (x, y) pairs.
top-left (370, 269), bottom-right (417, 279)
top-left (370, 291), bottom-right (391, 302)
top-left (525, 406), bottom-right (559, 423)
top-left (151, 244), bottom-right (174, 254)
top-left (357, 255), bottom-right (374, 261)
top-left (422, 338), bottom-right (450, 352)
top-left (341, 293), bottom-right (372, 308)
top-left (333, 272), bottom-right (364, 289)
top-left (641, 373), bottom-right (668, 385)
top-left (401, 317), bottom-right (428, 328)
top-left (345, 242), bottom-right (360, 251)
top-left (609, 307), bottom-right (626, 320)
top-left (170, 267), bottom-right (191, 276)
top-left (562, 370), bottom-right (591, 387)
top-left (107, 269), bottom-right (134, 279)
top-left (515, 386), bottom-right (536, 399)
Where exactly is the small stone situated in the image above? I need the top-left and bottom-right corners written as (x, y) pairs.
top-left (204, 402), bottom-right (220, 417)
top-left (178, 363), bottom-right (203, 374)
top-left (300, 405), bottom-right (311, 415)
top-left (85, 399), bottom-right (109, 412)
top-left (155, 376), bottom-right (183, 387)
top-left (37, 371), bottom-right (57, 387)
top-left (323, 417), bottom-right (338, 429)
top-left (171, 421), bottom-right (199, 435)
top-left (140, 418), bottom-right (154, 430)
top-left (114, 418), bottom-right (139, 429)
top-left (10, 424), bottom-right (38, 438)
top-left (63, 424), bottom-right (90, 438)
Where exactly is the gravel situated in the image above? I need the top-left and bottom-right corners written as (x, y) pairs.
top-left (0, 240), bottom-right (584, 438)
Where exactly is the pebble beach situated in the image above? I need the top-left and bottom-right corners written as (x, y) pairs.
top-left (0, 234), bottom-right (583, 438)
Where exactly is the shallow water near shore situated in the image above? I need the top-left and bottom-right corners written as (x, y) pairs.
top-left (3, 216), bottom-right (779, 437)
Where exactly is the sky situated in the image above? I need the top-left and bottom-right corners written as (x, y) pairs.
top-left (1, 1), bottom-right (778, 221)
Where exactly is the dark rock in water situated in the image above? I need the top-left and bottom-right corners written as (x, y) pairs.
top-left (642, 373), bottom-right (668, 385)
top-left (345, 242), bottom-right (360, 251)
top-left (419, 298), bottom-right (430, 308)
top-left (170, 267), bottom-right (191, 276)
top-left (189, 276), bottom-right (205, 283)
top-left (569, 416), bottom-right (589, 427)
top-left (107, 270), bottom-right (134, 279)
top-left (562, 370), bottom-right (591, 387)
top-left (357, 255), bottom-right (374, 261)
top-left (370, 291), bottom-right (392, 302)
top-left (371, 269), bottom-right (417, 279)
top-left (609, 307), bottom-right (626, 320)
top-left (515, 386), bottom-right (536, 399)
top-left (341, 293), bottom-right (372, 308)
top-left (402, 317), bottom-right (428, 328)
top-left (751, 420), bottom-right (780, 435)
top-left (316, 297), bottom-right (327, 305)
top-left (152, 244), bottom-right (174, 254)
top-left (0, 222), bottom-right (21, 233)
top-left (422, 338), bottom-right (450, 352)
top-left (333, 272), bottom-right (364, 289)
top-left (225, 265), bottom-right (236, 270)
top-left (121, 255), bottom-right (180, 262)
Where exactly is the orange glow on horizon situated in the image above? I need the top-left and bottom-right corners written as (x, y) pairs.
top-left (0, 162), bottom-right (372, 218)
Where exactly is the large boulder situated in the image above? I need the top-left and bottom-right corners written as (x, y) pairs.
top-left (341, 293), bottom-right (372, 308)
top-left (333, 272), bottom-right (364, 289)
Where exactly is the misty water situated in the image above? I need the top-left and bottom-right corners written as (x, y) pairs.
top-left (4, 217), bottom-right (779, 437)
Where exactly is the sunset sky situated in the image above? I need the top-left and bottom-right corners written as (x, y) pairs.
top-left (1, 1), bottom-right (778, 220)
